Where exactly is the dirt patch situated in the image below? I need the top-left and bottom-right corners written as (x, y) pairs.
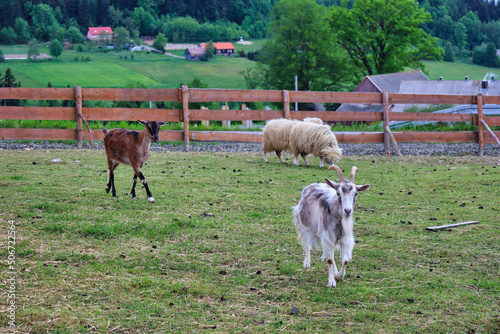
top-left (5, 54), bottom-right (52, 60)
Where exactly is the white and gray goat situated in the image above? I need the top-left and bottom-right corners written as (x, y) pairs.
top-left (103, 120), bottom-right (165, 203)
top-left (293, 165), bottom-right (370, 287)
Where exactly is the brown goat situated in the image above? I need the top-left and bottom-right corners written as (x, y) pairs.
top-left (103, 120), bottom-right (165, 203)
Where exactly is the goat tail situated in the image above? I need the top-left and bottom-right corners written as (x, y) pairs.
top-left (292, 205), bottom-right (302, 242)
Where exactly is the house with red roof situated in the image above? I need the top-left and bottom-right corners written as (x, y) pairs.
top-left (199, 42), bottom-right (234, 56)
top-left (87, 27), bottom-right (113, 42)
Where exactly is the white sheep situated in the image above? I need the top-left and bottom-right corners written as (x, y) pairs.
top-left (302, 117), bottom-right (323, 124)
top-left (262, 118), bottom-right (300, 163)
top-left (293, 165), bottom-right (370, 287)
top-left (262, 117), bottom-right (325, 164)
top-left (289, 122), bottom-right (342, 168)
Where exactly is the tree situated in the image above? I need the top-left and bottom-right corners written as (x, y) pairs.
top-left (203, 41), bottom-right (216, 61)
top-left (484, 42), bottom-right (500, 67)
top-left (28, 38), bottom-right (40, 62)
top-left (2, 68), bottom-right (21, 106)
top-left (152, 32), bottom-right (168, 53)
top-left (49, 39), bottom-right (63, 59)
top-left (443, 42), bottom-right (454, 62)
top-left (0, 27), bottom-right (17, 45)
top-left (30, 4), bottom-right (58, 41)
top-left (0, 49), bottom-right (4, 62)
top-left (255, 0), bottom-right (351, 91)
top-left (67, 26), bottom-right (84, 45)
top-left (327, 0), bottom-right (443, 76)
top-left (113, 26), bottom-right (130, 47)
top-left (454, 22), bottom-right (467, 57)
top-left (14, 18), bottom-right (30, 44)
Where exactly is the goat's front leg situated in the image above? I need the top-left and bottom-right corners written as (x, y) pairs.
top-left (319, 158), bottom-right (324, 168)
top-left (326, 257), bottom-right (338, 288)
top-left (293, 155), bottom-right (300, 165)
top-left (130, 174), bottom-right (138, 199)
top-left (336, 237), bottom-right (354, 282)
top-left (136, 170), bottom-right (155, 203)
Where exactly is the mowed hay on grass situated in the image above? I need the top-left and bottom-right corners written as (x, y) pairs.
top-left (0, 149), bottom-right (499, 333)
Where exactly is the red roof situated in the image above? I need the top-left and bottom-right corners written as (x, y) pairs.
top-left (200, 42), bottom-right (234, 50)
top-left (88, 27), bottom-right (113, 35)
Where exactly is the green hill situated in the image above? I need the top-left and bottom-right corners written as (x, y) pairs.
top-left (0, 42), bottom-right (498, 89)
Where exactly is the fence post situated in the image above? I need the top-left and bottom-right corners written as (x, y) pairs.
top-left (221, 103), bottom-right (230, 127)
top-left (383, 91), bottom-right (390, 155)
top-left (75, 85), bottom-right (83, 149)
top-left (181, 85), bottom-right (190, 152)
top-left (283, 90), bottom-right (291, 119)
top-left (477, 93), bottom-right (484, 156)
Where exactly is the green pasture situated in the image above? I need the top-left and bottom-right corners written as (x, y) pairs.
top-left (422, 59), bottom-right (499, 81)
top-left (1, 39), bottom-right (499, 89)
top-left (0, 150), bottom-right (498, 333)
top-left (0, 62), bottom-right (162, 88)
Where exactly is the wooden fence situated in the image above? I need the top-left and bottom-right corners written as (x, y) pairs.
top-left (0, 86), bottom-right (499, 156)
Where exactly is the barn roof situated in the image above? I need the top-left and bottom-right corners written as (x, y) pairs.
top-left (338, 70), bottom-right (430, 112)
top-left (186, 47), bottom-right (206, 57)
top-left (354, 70), bottom-right (429, 93)
top-left (88, 27), bottom-right (113, 35)
top-left (199, 42), bottom-right (234, 50)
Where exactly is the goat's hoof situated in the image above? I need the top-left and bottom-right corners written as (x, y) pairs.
top-left (131, 196), bottom-right (137, 200)
top-left (303, 263), bottom-right (310, 269)
top-left (105, 187), bottom-right (110, 193)
top-left (327, 281), bottom-right (337, 288)
top-left (148, 197), bottom-right (155, 203)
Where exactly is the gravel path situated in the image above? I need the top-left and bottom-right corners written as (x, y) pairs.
top-left (1, 140), bottom-right (499, 156)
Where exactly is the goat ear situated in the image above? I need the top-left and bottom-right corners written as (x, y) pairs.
top-left (158, 121), bottom-right (166, 125)
top-left (357, 184), bottom-right (370, 192)
top-left (138, 120), bottom-right (147, 125)
top-left (325, 177), bottom-right (339, 190)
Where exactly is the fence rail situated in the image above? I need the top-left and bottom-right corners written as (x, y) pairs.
top-left (0, 86), bottom-right (499, 155)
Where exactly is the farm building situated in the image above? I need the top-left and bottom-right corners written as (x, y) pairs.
top-left (87, 27), bottom-right (113, 42)
top-left (185, 47), bottom-right (206, 61)
top-left (337, 70), bottom-right (430, 113)
top-left (199, 42), bottom-right (234, 56)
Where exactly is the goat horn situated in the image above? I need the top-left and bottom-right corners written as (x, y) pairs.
top-left (350, 166), bottom-right (359, 183)
top-left (327, 165), bottom-right (345, 182)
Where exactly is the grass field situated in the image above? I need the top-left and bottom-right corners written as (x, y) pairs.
top-left (0, 150), bottom-right (498, 333)
top-left (1, 40), bottom-right (498, 89)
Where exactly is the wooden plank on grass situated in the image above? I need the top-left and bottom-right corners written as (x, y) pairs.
top-left (426, 221), bottom-right (480, 231)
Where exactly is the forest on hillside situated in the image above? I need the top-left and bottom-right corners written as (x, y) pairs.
top-left (0, 0), bottom-right (499, 49)
top-left (0, 0), bottom-right (500, 69)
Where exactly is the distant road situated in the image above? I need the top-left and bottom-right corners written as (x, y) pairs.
top-left (4, 53), bottom-right (52, 60)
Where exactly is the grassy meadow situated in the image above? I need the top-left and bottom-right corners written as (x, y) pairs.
top-left (1, 40), bottom-right (499, 90)
top-left (0, 149), bottom-right (498, 333)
